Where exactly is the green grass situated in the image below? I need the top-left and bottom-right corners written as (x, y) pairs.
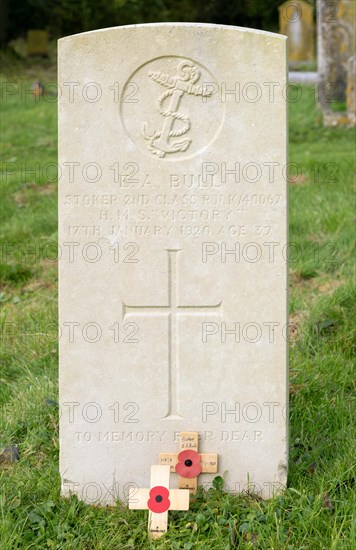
top-left (0, 61), bottom-right (355, 549)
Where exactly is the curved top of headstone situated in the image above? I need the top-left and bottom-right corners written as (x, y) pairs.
top-left (58, 16), bottom-right (288, 505)
top-left (58, 22), bottom-right (286, 43)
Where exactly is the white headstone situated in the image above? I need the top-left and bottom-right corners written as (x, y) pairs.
top-left (58, 23), bottom-right (288, 504)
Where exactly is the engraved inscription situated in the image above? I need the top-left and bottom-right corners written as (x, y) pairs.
top-left (122, 250), bottom-right (222, 420)
top-left (142, 60), bottom-right (213, 158)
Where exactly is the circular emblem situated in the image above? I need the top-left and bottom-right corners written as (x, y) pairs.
top-left (120, 56), bottom-right (224, 161)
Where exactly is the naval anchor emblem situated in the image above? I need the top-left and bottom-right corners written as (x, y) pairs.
top-left (142, 60), bottom-right (214, 158)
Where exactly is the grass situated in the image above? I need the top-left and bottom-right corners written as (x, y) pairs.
top-left (0, 57), bottom-right (355, 549)
top-left (289, 61), bottom-right (317, 72)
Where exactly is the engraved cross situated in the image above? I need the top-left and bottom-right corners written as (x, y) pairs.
top-left (122, 249), bottom-right (222, 420)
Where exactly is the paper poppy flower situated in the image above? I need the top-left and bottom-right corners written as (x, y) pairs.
top-left (175, 449), bottom-right (202, 478)
top-left (147, 486), bottom-right (170, 513)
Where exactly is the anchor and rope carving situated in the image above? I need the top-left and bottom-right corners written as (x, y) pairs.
top-left (142, 60), bottom-right (213, 158)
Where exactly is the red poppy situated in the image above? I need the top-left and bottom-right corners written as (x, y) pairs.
top-left (147, 486), bottom-right (170, 513)
top-left (175, 449), bottom-right (202, 478)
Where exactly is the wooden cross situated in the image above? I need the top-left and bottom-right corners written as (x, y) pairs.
top-left (128, 465), bottom-right (189, 539)
top-left (159, 431), bottom-right (218, 493)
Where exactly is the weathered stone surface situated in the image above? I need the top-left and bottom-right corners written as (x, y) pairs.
top-left (279, 0), bottom-right (315, 63)
top-left (58, 23), bottom-right (288, 504)
top-left (346, 55), bottom-right (356, 116)
top-left (317, 0), bottom-right (356, 103)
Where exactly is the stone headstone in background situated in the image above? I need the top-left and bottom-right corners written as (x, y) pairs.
top-left (346, 55), bottom-right (356, 120)
top-left (58, 23), bottom-right (288, 505)
top-left (27, 30), bottom-right (48, 56)
top-left (317, 0), bottom-right (355, 104)
top-left (279, 0), bottom-right (314, 64)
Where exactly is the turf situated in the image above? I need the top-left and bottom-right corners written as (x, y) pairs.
top-left (0, 58), bottom-right (355, 549)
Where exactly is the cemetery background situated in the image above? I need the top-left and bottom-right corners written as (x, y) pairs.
top-left (0, 0), bottom-right (355, 548)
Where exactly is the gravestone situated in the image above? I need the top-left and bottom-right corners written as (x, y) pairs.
top-left (317, 0), bottom-right (356, 104)
top-left (346, 55), bottom-right (356, 119)
top-left (279, 0), bottom-right (314, 63)
top-left (27, 30), bottom-right (48, 56)
top-left (58, 23), bottom-right (288, 505)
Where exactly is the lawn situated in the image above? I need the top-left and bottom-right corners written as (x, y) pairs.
top-left (0, 54), bottom-right (355, 549)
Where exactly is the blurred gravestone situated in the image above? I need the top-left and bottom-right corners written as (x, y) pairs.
top-left (279, 0), bottom-right (314, 64)
top-left (346, 55), bottom-right (356, 121)
top-left (317, 0), bottom-right (355, 104)
top-left (27, 30), bottom-right (49, 56)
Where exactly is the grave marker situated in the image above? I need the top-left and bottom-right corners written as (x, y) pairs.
top-left (160, 431), bottom-right (218, 493)
top-left (58, 23), bottom-right (288, 504)
top-left (317, 0), bottom-right (356, 103)
top-left (129, 465), bottom-right (189, 539)
top-left (279, 0), bottom-right (315, 64)
top-left (346, 55), bottom-right (356, 119)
